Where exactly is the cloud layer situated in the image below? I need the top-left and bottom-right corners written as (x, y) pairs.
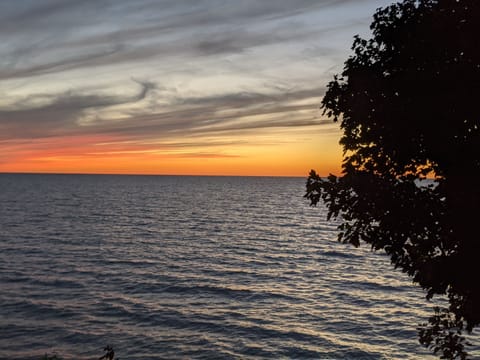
top-left (0, 0), bottom-right (394, 174)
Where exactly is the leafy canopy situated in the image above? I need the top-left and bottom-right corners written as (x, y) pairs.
top-left (305, 0), bottom-right (480, 358)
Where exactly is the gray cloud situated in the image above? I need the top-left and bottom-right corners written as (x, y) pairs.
top-left (0, 45), bottom-right (123, 80)
top-left (0, 0), bottom-right (388, 160)
top-left (0, 83), bottom-right (330, 142)
top-left (0, 81), bottom-right (154, 139)
top-left (0, 0), bottom-right (380, 81)
top-left (0, 20), bottom-right (350, 82)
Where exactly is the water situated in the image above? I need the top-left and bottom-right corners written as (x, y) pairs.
top-left (0, 174), bottom-right (475, 359)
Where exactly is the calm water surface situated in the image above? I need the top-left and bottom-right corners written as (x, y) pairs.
top-left (0, 174), bottom-right (476, 359)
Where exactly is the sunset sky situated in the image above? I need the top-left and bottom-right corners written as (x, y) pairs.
top-left (0, 0), bottom-right (393, 176)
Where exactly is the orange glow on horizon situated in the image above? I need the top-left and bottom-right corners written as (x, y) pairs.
top-left (0, 132), bottom-right (342, 177)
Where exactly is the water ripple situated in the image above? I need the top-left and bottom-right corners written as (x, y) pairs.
top-left (1, 174), bottom-right (477, 359)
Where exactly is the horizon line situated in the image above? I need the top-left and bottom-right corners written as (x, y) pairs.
top-left (0, 171), bottom-right (308, 178)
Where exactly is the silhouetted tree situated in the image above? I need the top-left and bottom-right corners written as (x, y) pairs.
top-left (305, 0), bottom-right (479, 358)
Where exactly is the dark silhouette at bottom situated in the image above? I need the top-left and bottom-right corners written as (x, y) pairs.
top-left (99, 345), bottom-right (117, 360)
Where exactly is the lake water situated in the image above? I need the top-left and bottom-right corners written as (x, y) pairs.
top-left (0, 174), bottom-right (475, 359)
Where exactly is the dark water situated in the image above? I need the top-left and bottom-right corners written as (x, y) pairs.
top-left (0, 174), bottom-right (474, 359)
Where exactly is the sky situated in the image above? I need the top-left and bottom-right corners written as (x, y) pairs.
top-left (0, 0), bottom-right (394, 176)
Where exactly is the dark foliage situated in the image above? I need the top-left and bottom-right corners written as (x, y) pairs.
top-left (40, 345), bottom-right (117, 360)
top-left (305, 0), bottom-right (479, 358)
top-left (99, 345), bottom-right (117, 360)
top-left (41, 355), bottom-right (63, 360)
